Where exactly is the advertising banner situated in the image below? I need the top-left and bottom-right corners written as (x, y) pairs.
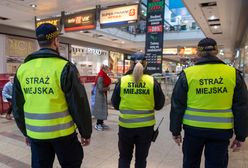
top-left (145, 0), bottom-right (165, 74)
top-left (64, 9), bottom-right (96, 32)
top-left (100, 4), bottom-right (139, 27)
top-left (35, 17), bottom-right (61, 30)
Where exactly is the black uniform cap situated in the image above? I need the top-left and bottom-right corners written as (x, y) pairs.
top-left (197, 37), bottom-right (217, 51)
top-left (36, 23), bottom-right (60, 42)
top-left (131, 52), bottom-right (146, 62)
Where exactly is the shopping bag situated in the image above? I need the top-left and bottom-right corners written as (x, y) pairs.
top-left (91, 85), bottom-right (96, 110)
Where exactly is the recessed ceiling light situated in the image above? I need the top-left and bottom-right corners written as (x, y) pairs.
top-left (30, 4), bottom-right (37, 8)
top-left (121, 41), bottom-right (125, 44)
top-left (214, 26), bottom-right (218, 29)
top-left (209, 15), bottom-right (216, 20)
top-left (36, 18), bottom-right (41, 21)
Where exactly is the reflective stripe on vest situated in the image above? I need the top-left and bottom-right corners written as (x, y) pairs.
top-left (24, 110), bottom-right (74, 133)
top-left (25, 110), bottom-right (70, 120)
top-left (183, 64), bottom-right (235, 129)
top-left (119, 74), bottom-right (155, 128)
top-left (26, 121), bottom-right (74, 132)
top-left (120, 110), bottom-right (154, 115)
top-left (17, 57), bottom-right (75, 139)
top-left (119, 115), bottom-right (155, 123)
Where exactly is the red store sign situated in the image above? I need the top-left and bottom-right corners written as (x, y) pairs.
top-left (64, 9), bottom-right (96, 32)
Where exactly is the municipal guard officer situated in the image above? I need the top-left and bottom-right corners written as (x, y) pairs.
top-left (170, 37), bottom-right (248, 168)
top-left (12, 23), bottom-right (92, 168)
top-left (111, 52), bottom-right (165, 168)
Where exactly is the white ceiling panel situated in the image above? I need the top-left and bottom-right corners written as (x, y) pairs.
top-left (183, 0), bottom-right (248, 57)
top-left (201, 4), bottom-right (220, 21)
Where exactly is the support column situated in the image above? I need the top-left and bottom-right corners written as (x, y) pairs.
top-left (0, 34), bottom-right (6, 73)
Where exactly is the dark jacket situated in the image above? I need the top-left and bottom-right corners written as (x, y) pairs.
top-left (170, 55), bottom-right (248, 141)
top-left (12, 48), bottom-right (92, 139)
top-left (111, 70), bottom-right (165, 111)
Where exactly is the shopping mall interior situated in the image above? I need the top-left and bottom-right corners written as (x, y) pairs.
top-left (0, 0), bottom-right (248, 167)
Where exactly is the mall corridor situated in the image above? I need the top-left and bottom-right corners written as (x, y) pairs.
top-left (0, 0), bottom-right (248, 167)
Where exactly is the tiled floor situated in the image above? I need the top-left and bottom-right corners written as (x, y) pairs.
top-left (0, 105), bottom-right (247, 168)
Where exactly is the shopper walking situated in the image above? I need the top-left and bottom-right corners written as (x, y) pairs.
top-left (93, 64), bottom-right (111, 131)
top-left (12, 23), bottom-right (92, 168)
top-left (2, 75), bottom-right (14, 120)
top-left (112, 52), bottom-right (165, 168)
top-left (170, 37), bottom-right (248, 168)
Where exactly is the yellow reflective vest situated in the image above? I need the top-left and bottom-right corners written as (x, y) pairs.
top-left (119, 74), bottom-right (155, 128)
top-left (183, 64), bottom-right (236, 129)
top-left (16, 57), bottom-right (75, 139)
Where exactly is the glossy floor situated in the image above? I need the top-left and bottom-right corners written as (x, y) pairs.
top-left (0, 105), bottom-right (247, 168)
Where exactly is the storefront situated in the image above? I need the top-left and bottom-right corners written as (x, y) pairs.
top-left (0, 35), bottom-right (69, 75)
top-left (109, 51), bottom-right (126, 75)
top-left (243, 34), bottom-right (248, 74)
top-left (71, 45), bottom-right (109, 76)
top-left (240, 27), bottom-right (248, 75)
top-left (4, 35), bottom-right (38, 74)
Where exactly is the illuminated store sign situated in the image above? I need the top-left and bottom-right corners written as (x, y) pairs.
top-left (184, 48), bottom-right (197, 55)
top-left (7, 36), bottom-right (37, 57)
top-left (148, 1), bottom-right (164, 11)
top-left (36, 17), bottom-right (61, 29)
top-left (64, 9), bottom-right (96, 32)
top-left (100, 4), bottom-right (139, 27)
top-left (179, 48), bottom-right (197, 55)
top-left (163, 48), bottom-right (178, 55)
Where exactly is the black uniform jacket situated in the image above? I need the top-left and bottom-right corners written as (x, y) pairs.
top-left (111, 70), bottom-right (165, 111)
top-left (12, 48), bottom-right (92, 139)
top-left (170, 55), bottom-right (248, 141)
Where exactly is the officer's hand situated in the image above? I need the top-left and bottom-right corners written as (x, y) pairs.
top-left (25, 137), bottom-right (30, 146)
top-left (81, 138), bottom-right (90, 146)
top-left (173, 135), bottom-right (182, 146)
top-left (231, 139), bottom-right (242, 152)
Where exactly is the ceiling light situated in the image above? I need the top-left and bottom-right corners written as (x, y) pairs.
top-left (209, 15), bottom-right (215, 20)
top-left (30, 4), bottom-right (37, 8)
top-left (36, 18), bottom-right (41, 21)
top-left (121, 41), bottom-right (125, 44)
top-left (245, 46), bottom-right (248, 49)
top-left (214, 26), bottom-right (218, 29)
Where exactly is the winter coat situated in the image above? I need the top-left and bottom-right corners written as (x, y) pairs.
top-left (92, 77), bottom-right (109, 120)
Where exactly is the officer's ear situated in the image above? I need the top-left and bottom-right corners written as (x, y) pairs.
top-left (51, 37), bottom-right (59, 50)
top-left (54, 37), bottom-right (59, 47)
